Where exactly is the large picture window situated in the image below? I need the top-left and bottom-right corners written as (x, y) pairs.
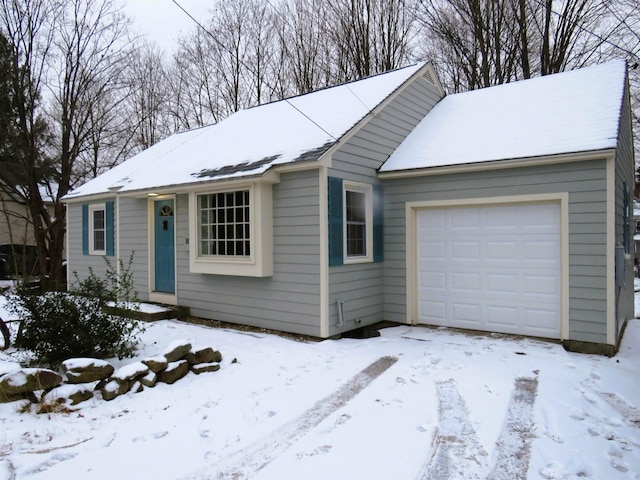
top-left (189, 183), bottom-right (273, 277)
top-left (199, 190), bottom-right (250, 257)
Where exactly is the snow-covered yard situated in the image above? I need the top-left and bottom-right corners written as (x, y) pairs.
top-left (1, 291), bottom-right (639, 479)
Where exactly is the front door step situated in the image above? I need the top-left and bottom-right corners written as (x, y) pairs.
top-left (106, 303), bottom-right (190, 322)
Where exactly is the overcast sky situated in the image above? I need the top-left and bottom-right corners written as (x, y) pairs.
top-left (123, 0), bottom-right (212, 53)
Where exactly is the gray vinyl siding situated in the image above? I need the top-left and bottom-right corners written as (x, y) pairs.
top-left (327, 75), bottom-right (444, 335)
top-left (67, 197), bottom-right (149, 297)
top-left (175, 170), bottom-right (322, 337)
top-left (66, 199), bottom-right (116, 285)
top-left (614, 77), bottom-right (636, 339)
top-left (383, 159), bottom-right (609, 344)
top-left (117, 197), bottom-right (150, 300)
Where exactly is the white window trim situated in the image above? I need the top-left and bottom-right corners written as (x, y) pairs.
top-left (88, 203), bottom-right (106, 256)
top-left (343, 181), bottom-right (373, 264)
top-left (189, 182), bottom-right (273, 277)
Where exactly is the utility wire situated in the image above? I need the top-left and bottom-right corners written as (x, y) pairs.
top-left (263, 0), bottom-right (375, 112)
top-left (529, 0), bottom-right (639, 63)
top-left (170, 0), bottom-right (338, 141)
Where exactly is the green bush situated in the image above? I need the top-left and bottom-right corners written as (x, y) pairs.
top-left (9, 255), bottom-right (144, 366)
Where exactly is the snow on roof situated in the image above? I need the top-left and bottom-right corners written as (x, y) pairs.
top-left (380, 60), bottom-right (626, 173)
top-left (64, 63), bottom-right (426, 199)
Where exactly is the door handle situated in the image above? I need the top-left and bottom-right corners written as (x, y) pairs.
top-left (163, 220), bottom-right (168, 230)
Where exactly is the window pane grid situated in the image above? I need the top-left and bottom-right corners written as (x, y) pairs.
top-left (92, 209), bottom-right (105, 252)
top-left (346, 190), bottom-right (366, 256)
top-left (199, 190), bottom-right (250, 257)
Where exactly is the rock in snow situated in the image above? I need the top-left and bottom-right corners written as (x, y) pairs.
top-left (0, 368), bottom-right (62, 402)
top-left (0, 340), bottom-right (224, 404)
top-left (164, 340), bottom-right (192, 362)
top-left (112, 362), bottom-right (149, 383)
top-left (158, 360), bottom-right (189, 384)
top-left (141, 355), bottom-right (168, 373)
top-left (63, 358), bottom-right (114, 384)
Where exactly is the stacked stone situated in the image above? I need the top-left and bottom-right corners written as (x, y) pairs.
top-left (0, 340), bottom-right (224, 406)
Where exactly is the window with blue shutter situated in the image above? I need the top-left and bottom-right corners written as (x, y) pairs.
top-left (82, 204), bottom-right (89, 255)
top-left (105, 201), bottom-right (114, 256)
top-left (82, 201), bottom-right (115, 256)
top-left (328, 177), bottom-right (344, 265)
top-left (328, 177), bottom-right (383, 265)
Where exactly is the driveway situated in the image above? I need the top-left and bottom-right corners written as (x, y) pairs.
top-left (1, 319), bottom-right (639, 479)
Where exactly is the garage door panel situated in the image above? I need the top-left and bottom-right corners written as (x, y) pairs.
top-left (486, 305), bottom-right (519, 328)
top-left (451, 302), bottom-right (482, 323)
top-left (420, 301), bottom-right (446, 321)
top-left (451, 242), bottom-right (480, 260)
top-left (419, 209), bottom-right (445, 229)
top-left (524, 275), bottom-right (559, 296)
top-left (487, 273), bottom-right (518, 294)
top-left (419, 271), bottom-right (446, 289)
top-left (487, 241), bottom-right (518, 260)
top-left (451, 208), bottom-right (480, 229)
top-left (485, 208), bottom-right (521, 230)
top-left (417, 203), bottom-right (561, 339)
top-left (524, 309), bottom-right (559, 333)
top-left (524, 240), bottom-right (559, 262)
top-left (451, 272), bottom-right (481, 290)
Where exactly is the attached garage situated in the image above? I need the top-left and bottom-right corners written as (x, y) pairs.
top-left (415, 200), bottom-right (563, 339)
top-left (379, 61), bottom-right (634, 354)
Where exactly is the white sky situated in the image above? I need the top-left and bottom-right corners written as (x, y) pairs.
top-left (123, 0), bottom-right (213, 53)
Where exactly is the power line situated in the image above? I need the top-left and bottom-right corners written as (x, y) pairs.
top-left (170, 0), bottom-right (338, 141)
top-left (263, 0), bottom-right (374, 112)
top-left (529, 0), bottom-right (639, 63)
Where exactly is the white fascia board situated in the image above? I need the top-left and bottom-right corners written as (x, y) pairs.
top-left (378, 149), bottom-right (617, 180)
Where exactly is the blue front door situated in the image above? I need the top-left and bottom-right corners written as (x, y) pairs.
top-left (154, 199), bottom-right (175, 294)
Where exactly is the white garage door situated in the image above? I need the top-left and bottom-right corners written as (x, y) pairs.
top-left (417, 202), bottom-right (561, 338)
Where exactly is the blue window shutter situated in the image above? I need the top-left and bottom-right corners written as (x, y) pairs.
top-left (82, 204), bottom-right (89, 255)
top-left (373, 184), bottom-right (384, 263)
top-left (328, 177), bottom-right (343, 266)
top-left (105, 201), bottom-right (115, 256)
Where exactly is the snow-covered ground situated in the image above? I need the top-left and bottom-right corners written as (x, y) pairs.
top-left (1, 295), bottom-right (639, 479)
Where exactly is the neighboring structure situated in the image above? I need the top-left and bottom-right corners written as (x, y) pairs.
top-left (63, 60), bottom-right (635, 355)
top-left (0, 190), bottom-right (35, 246)
top-left (0, 184), bottom-right (58, 246)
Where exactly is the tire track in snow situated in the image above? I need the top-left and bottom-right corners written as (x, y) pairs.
top-left (418, 377), bottom-right (538, 480)
top-left (422, 379), bottom-right (487, 480)
top-left (186, 355), bottom-right (398, 480)
top-left (488, 376), bottom-right (538, 480)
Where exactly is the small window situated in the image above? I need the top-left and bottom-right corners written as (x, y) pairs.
top-left (198, 190), bottom-right (250, 257)
top-left (89, 204), bottom-right (106, 255)
top-left (346, 190), bottom-right (367, 256)
top-left (344, 182), bottom-right (372, 262)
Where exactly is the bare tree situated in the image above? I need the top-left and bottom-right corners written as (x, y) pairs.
top-left (124, 42), bottom-right (173, 150)
top-left (324, 0), bottom-right (417, 82)
top-left (0, 0), bottom-right (132, 289)
top-left (276, 0), bottom-right (331, 94)
top-left (418, 0), bottom-right (523, 90)
top-left (170, 29), bottom-right (223, 129)
top-left (1, 0), bottom-right (58, 285)
top-left (418, 0), bottom-right (637, 91)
